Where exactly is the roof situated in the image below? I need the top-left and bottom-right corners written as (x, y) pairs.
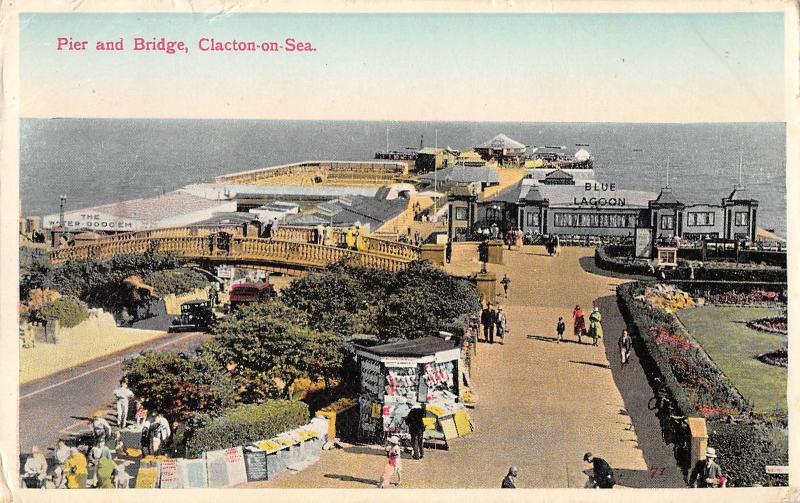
top-left (574, 149), bottom-right (592, 161)
top-left (419, 165), bottom-right (500, 185)
top-left (181, 183), bottom-right (379, 200)
top-left (651, 187), bottom-right (681, 206)
top-left (727, 185), bottom-right (753, 202)
top-left (545, 169), bottom-right (574, 181)
top-left (360, 336), bottom-right (459, 357)
top-left (285, 195), bottom-right (408, 228)
top-left (476, 134), bottom-right (526, 151)
top-left (190, 212), bottom-right (261, 227)
top-left (90, 190), bottom-right (231, 223)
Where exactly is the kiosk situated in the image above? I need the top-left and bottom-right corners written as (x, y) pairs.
top-left (356, 336), bottom-right (473, 444)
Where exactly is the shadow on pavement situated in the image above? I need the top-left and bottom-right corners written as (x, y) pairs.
top-left (526, 335), bottom-right (591, 345)
top-left (569, 360), bottom-right (611, 370)
top-left (323, 474), bottom-right (379, 486)
top-left (342, 446), bottom-right (413, 460)
top-left (595, 294), bottom-right (687, 488)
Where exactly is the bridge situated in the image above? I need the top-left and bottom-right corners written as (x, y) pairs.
top-left (48, 226), bottom-right (421, 273)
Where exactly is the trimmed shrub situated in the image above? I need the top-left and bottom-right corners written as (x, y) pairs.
top-left (707, 421), bottom-right (788, 487)
top-left (186, 400), bottom-right (309, 457)
top-left (39, 297), bottom-right (89, 328)
top-left (143, 268), bottom-right (210, 296)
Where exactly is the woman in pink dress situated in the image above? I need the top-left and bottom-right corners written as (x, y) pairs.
top-left (573, 305), bottom-right (586, 343)
top-left (378, 436), bottom-right (402, 488)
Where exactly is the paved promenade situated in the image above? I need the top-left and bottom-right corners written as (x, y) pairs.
top-left (248, 246), bottom-right (685, 488)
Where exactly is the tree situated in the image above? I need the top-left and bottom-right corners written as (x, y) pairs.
top-left (280, 268), bottom-right (383, 337)
top-left (207, 300), bottom-right (341, 399)
top-left (122, 350), bottom-right (235, 424)
top-left (379, 260), bottom-right (481, 340)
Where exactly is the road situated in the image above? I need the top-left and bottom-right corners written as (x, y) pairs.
top-left (18, 331), bottom-right (208, 455)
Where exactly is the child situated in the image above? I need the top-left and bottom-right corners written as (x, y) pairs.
top-left (500, 274), bottom-right (511, 298)
top-left (134, 400), bottom-right (147, 427)
top-left (556, 317), bottom-right (566, 343)
top-left (378, 436), bottom-right (402, 488)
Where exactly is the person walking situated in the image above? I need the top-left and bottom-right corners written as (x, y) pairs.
top-left (618, 329), bottom-right (633, 365)
top-left (515, 228), bottom-right (524, 248)
top-left (501, 466), bottom-right (518, 488)
top-left (445, 239), bottom-right (452, 264)
top-left (149, 412), bottom-right (171, 455)
top-left (583, 452), bottom-right (616, 488)
top-left (64, 447), bottom-right (88, 489)
top-left (481, 304), bottom-right (496, 344)
top-left (573, 305), bottom-right (586, 344)
top-left (378, 436), bottom-right (402, 488)
top-left (553, 234), bottom-right (561, 256)
top-left (89, 414), bottom-right (112, 446)
top-left (495, 306), bottom-right (508, 345)
top-left (505, 229), bottom-right (514, 250)
top-left (405, 404), bottom-right (426, 459)
top-left (556, 316), bottom-right (566, 343)
top-left (500, 274), bottom-right (511, 298)
top-left (491, 222), bottom-right (499, 240)
top-left (113, 379), bottom-right (134, 429)
top-left (689, 447), bottom-right (723, 488)
top-left (589, 306), bottom-right (604, 346)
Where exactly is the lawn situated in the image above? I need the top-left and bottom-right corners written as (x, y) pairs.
top-left (677, 306), bottom-right (787, 414)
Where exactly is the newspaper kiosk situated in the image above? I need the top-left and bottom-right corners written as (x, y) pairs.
top-left (356, 336), bottom-right (474, 445)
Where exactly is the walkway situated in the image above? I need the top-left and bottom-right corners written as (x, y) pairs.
top-left (247, 246), bottom-right (685, 488)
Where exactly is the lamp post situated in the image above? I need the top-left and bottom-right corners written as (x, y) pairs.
top-left (59, 194), bottom-right (67, 229)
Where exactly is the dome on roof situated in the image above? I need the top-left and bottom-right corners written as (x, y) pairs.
top-left (476, 134), bottom-right (526, 151)
top-left (574, 149), bottom-right (591, 162)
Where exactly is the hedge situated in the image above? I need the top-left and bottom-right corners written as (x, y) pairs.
top-left (39, 297), bottom-right (90, 328)
top-left (707, 421), bottom-right (788, 487)
top-left (616, 282), bottom-right (699, 419)
top-left (596, 246), bottom-right (787, 282)
top-left (186, 400), bottom-right (309, 457)
top-left (143, 268), bottom-right (210, 296)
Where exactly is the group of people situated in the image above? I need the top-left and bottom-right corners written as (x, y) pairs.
top-left (480, 302), bottom-right (508, 345)
top-left (504, 228), bottom-right (525, 250)
top-left (314, 223), bottom-right (335, 246)
top-left (22, 379), bottom-right (172, 489)
top-left (499, 453), bottom-right (617, 489)
top-left (560, 305), bottom-right (604, 346)
top-left (545, 234), bottom-right (561, 256)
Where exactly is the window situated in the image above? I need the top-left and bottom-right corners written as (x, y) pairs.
top-left (735, 211), bottom-right (749, 226)
top-left (688, 211), bottom-right (715, 226)
top-left (486, 208), bottom-right (502, 221)
top-left (526, 211), bottom-right (540, 227)
top-left (660, 214), bottom-right (674, 230)
top-left (553, 212), bottom-right (637, 228)
top-left (455, 207), bottom-right (468, 221)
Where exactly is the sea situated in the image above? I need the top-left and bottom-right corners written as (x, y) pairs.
top-left (20, 119), bottom-right (787, 237)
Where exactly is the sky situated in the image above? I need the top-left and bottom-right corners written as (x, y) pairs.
top-left (19, 12), bottom-right (785, 122)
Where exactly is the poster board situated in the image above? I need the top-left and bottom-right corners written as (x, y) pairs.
top-left (205, 446), bottom-right (248, 487)
top-left (634, 227), bottom-right (654, 259)
top-left (134, 466), bottom-right (159, 488)
top-left (204, 450), bottom-right (231, 487)
top-left (243, 449), bottom-right (269, 482)
top-left (158, 459), bottom-right (181, 489)
top-left (439, 416), bottom-right (459, 440)
top-left (178, 458), bottom-right (208, 488)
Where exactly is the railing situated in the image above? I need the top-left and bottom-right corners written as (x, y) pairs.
top-left (49, 235), bottom-right (413, 272)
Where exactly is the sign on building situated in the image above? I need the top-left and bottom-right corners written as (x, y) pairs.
top-left (634, 227), bottom-right (654, 259)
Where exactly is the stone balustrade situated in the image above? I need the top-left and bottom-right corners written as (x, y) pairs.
top-left (50, 234), bottom-right (412, 273)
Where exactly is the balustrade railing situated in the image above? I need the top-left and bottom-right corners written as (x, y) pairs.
top-left (51, 234), bottom-right (412, 272)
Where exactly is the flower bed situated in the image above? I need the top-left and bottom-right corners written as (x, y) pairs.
top-left (618, 281), bottom-right (788, 486)
top-left (748, 316), bottom-right (787, 335)
top-left (755, 349), bottom-right (787, 368)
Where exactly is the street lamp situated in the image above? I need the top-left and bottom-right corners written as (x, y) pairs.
top-left (59, 194), bottom-right (67, 229)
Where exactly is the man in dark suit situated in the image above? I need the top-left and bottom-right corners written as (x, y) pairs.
top-left (405, 404), bottom-right (426, 459)
top-left (481, 304), bottom-right (496, 343)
